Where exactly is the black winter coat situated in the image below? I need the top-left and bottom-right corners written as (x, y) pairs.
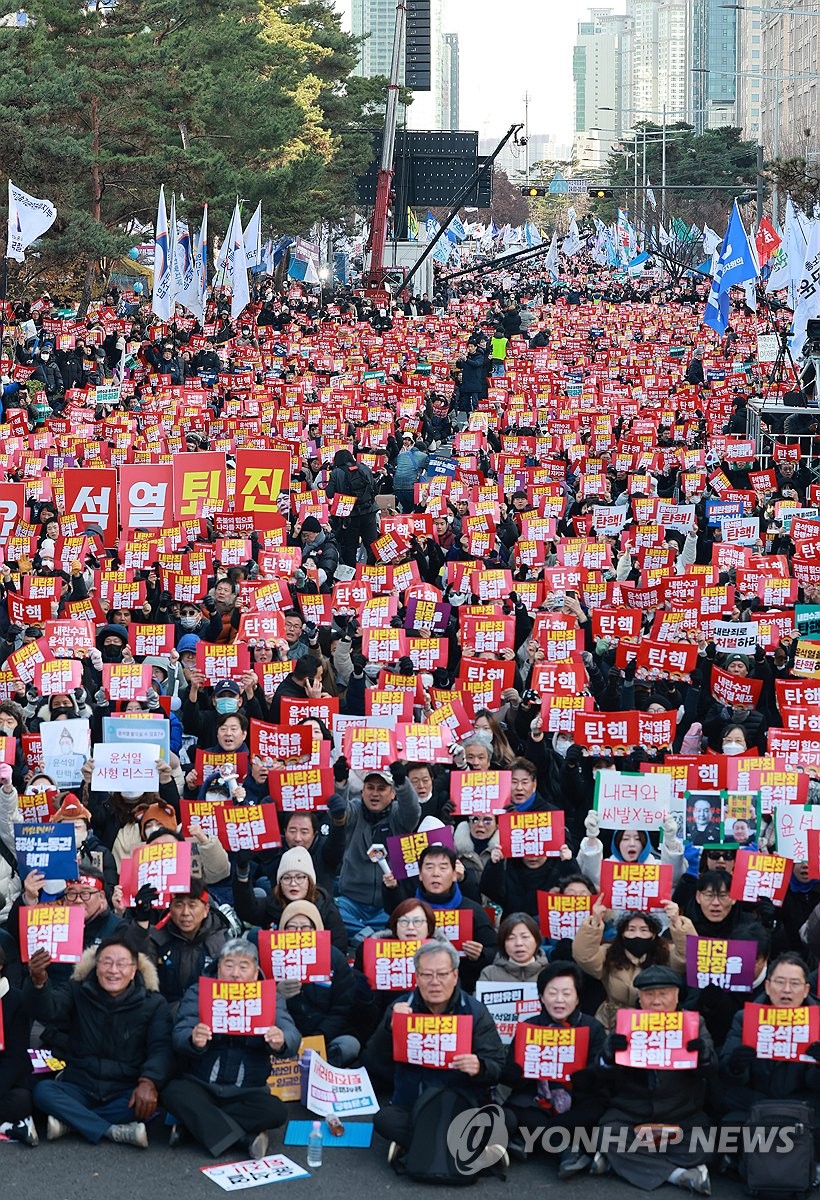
top-left (283, 945), bottom-right (356, 1042)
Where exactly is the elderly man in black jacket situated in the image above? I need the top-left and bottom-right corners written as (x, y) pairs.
top-left (25, 936), bottom-right (173, 1147)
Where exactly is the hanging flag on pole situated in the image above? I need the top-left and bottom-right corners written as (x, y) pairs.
top-left (646, 178), bottom-right (657, 211)
top-left (151, 185), bottom-right (173, 322)
top-left (243, 201), bottom-right (262, 269)
top-left (544, 230), bottom-right (559, 280)
top-left (6, 180), bottom-right (57, 264)
top-left (791, 217), bottom-right (820, 354)
top-left (168, 193), bottom-right (183, 308)
top-left (222, 201), bottom-right (250, 320)
top-left (703, 201), bottom-right (759, 336)
top-left (407, 208), bottom-right (419, 242)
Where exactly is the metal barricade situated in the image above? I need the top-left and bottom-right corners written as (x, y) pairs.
top-left (746, 398), bottom-right (820, 481)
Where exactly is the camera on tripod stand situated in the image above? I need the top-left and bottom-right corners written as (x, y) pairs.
top-left (802, 318), bottom-right (820, 358)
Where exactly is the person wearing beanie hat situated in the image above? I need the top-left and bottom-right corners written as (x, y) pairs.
top-left (296, 514), bottom-right (340, 593)
top-left (299, 515), bottom-right (322, 534)
top-left (233, 847), bottom-right (348, 951)
top-left (723, 653), bottom-right (750, 677)
top-left (278, 901), bottom-right (361, 1067)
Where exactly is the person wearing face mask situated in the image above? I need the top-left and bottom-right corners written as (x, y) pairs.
top-left (182, 675), bottom-right (263, 750)
top-left (52, 792), bottom-right (117, 888)
top-left (573, 898), bottom-right (685, 1030)
top-left (31, 341), bottom-right (64, 405)
top-left (719, 723), bottom-right (749, 758)
top-left (701, 654), bottom-right (767, 752)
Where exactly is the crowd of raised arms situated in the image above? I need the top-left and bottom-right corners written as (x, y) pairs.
top-left (0, 253), bottom-right (817, 1196)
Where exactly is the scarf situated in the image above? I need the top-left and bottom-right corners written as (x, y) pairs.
top-left (417, 882), bottom-right (463, 910)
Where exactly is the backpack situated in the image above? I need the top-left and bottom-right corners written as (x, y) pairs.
top-left (341, 464), bottom-right (376, 507)
top-left (740, 1100), bottom-right (816, 1200)
top-left (395, 1086), bottom-right (505, 1186)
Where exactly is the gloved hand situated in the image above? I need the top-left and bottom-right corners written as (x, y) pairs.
top-left (332, 755), bottom-right (350, 785)
top-left (145, 688), bottom-right (161, 711)
top-left (94, 687), bottom-right (109, 707)
top-left (335, 614), bottom-right (349, 631)
top-left (565, 743), bottom-right (585, 767)
top-left (584, 810), bottom-right (600, 839)
top-left (279, 979), bottom-right (302, 999)
top-left (441, 796), bottom-right (456, 821)
top-left (389, 760), bottom-right (408, 787)
top-left (88, 647), bottom-right (103, 671)
top-left (304, 621), bottom-right (319, 645)
top-left (680, 722), bottom-right (703, 756)
top-left (805, 1042), bottom-right (820, 1062)
top-left (661, 814), bottom-right (680, 843)
top-left (202, 596), bottom-right (216, 613)
top-left (729, 1045), bottom-right (756, 1072)
top-left (327, 792), bottom-right (347, 818)
top-left (350, 653), bottom-right (367, 677)
top-left (347, 617), bottom-right (360, 639)
top-left (686, 1037), bottom-right (706, 1058)
top-left (623, 658), bottom-right (637, 682)
top-left (132, 884), bottom-right (159, 921)
top-left (603, 1033), bottom-right (629, 1063)
top-left (397, 655), bottom-right (415, 676)
top-left (688, 668), bottom-right (703, 689)
top-left (756, 897), bottom-right (777, 929)
top-left (234, 851), bottom-right (252, 879)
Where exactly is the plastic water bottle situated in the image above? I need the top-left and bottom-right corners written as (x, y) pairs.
top-left (307, 1121), bottom-right (323, 1168)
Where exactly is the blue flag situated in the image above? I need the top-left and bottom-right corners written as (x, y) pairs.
top-left (703, 202), bottom-right (758, 335)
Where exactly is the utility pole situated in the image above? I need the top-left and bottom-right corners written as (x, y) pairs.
top-left (523, 91), bottom-right (531, 184)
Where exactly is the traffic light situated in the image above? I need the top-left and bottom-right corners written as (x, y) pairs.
top-left (589, 188), bottom-right (614, 199)
top-left (520, 186), bottom-right (547, 197)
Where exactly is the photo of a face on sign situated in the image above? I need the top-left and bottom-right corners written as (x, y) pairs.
top-left (685, 791), bottom-right (721, 846)
top-left (720, 792), bottom-right (761, 848)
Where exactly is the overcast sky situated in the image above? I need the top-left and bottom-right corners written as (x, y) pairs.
top-left (335, 0), bottom-right (615, 149)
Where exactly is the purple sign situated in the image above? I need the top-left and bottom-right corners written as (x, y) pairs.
top-left (386, 826), bottom-right (456, 881)
top-left (405, 597), bottom-right (451, 636)
top-left (685, 936), bottom-right (757, 992)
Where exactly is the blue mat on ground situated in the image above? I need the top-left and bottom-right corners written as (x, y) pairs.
top-left (284, 1121), bottom-right (373, 1148)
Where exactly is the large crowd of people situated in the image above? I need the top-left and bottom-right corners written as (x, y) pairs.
top-left (0, 249), bottom-right (818, 1194)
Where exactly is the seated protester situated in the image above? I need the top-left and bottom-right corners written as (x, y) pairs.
top-left (384, 844), bottom-right (497, 991)
top-left (577, 811), bottom-right (685, 891)
top-left (673, 845), bottom-right (738, 910)
top-left (181, 676), bottom-right (264, 750)
top-left (0, 761), bottom-right (21, 922)
top-left (0, 943), bottom-right (36, 1145)
top-left (454, 812), bottom-right (500, 896)
top-left (110, 801), bottom-right (229, 892)
top-left (573, 898), bottom-right (685, 1031)
top-left (129, 880), bottom-right (233, 1015)
top-left (275, 900), bottom-right (359, 1067)
top-left (780, 860), bottom-right (820, 957)
top-left (478, 912), bottom-right (548, 984)
top-left (479, 841), bottom-right (579, 920)
top-left (595, 965), bottom-right (716, 1193)
top-left (234, 805), bottom-right (344, 897)
top-left (718, 952), bottom-right (820, 1153)
top-left (684, 923), bottom-right (770, 1047)
top-left (330, 761), bottom-right (421, 939)
top-left (24, 936), bottom-right (172, 1148)
top-left (352, 898), bottom-right (448, 1048)
top-left (233, 846), bottom-right (348, 952)
top-left (546, 874), bottom-right (609, 1016)
top-left (365, 940), bottom-right (506, 1160)
top-left (80, 756), bottom-right (182, 861)
top-left (406, 763), bottom-right (455, 825)
top-left (501, 962), bottom-right (606, 1174)
top-left (163, 937), bottom-right (298, 1158)
top-left (668, 869), bottom-right (774, 948)
top-left (52, 792), bottom-right (117, 888)
top-left (8, 869), bottom-right (125, 987)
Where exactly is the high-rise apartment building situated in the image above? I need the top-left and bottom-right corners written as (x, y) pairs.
top-left (758, 9), bottom-right (819, 163)
top-left (572, 7), bottom-right (632, 169)
top-left (441, 32), bottom-right (459, 130)
top-left (351, 0), bottom-right (448, 130)
top-left (688, 0), bottom-right (739, 132)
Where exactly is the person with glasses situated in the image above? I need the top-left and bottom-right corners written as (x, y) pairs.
top-left (453, 811), bottom-right (500, 895)
top-left (233, 846), bottom-right (348, 952)
top-left (673, 847), bottom-right (738, 911)
top-left (367, 940), bottom-right (506, 1164)
top-left (24, 936), bottom-right (172, 1148)
top-left (671, 869), bottom-right (771, 945)
top-left (719, 952), bottom-right (820, 1169)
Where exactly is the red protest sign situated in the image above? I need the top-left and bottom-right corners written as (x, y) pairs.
top-left (267, 766), bottom-right (334, 812)
top-left (119, 463), bottom-right (173, 529)
top-left (711, 666), bottom-right (763, 709)
top-left (537, 892), bottom-right (592, 940)
top-left (19, 904), bottom-right (84, 963)
top-left (198, 977), bottom-right (277, 1036)
top-left (195, 642), bottom-right (251, 687)
top-left (102, 662), bottom-right (153, 701)
top-left (433, 907), bottom-right (473, 951)
top-left (391, 1011), bottom-right (473, 1068)
top-left (180, 799), bottom-right (223, 841)
top-left (730, 851), bottom-right (791, 906)
top-left (742, 1003), bottom-right (820, 1061)
top-left (214, 803), bottom-right (282, 852)
top-left (513, 1022), bottom-right (590, 1081)
top-left (258, 929), bottom-right (332, 981)
top-left (362, 938), bottom-right (425, 991)
top-left (34, 658), bottom-right (82, 697)
top-left (341, 725), bottom-right (398, 773)
top-left (614, 1009), bottom-right (699, 1069)
top-left (498, 810), bottom-right (565, 857)
top-left (123, 840), bottom-right (192, 905)
top-left (280, 697), bottom-right (340, 728)
top-left (63, 467), bottom-right (118, 545)
top-left (234, 449), bottom-right (292, 527)
top-left (172, 451), bottom-right (226, 519)
top-left (599, 860), bottom-right (673, 910)
top-left (249, 722), bottom-right (312, 765)
top-left (450, 770), bottom-right (511, 815)
top-left (128, 624), bottom-right (175, 657)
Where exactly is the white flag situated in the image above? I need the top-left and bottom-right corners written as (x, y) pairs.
top-left (646, 178), bottom-right (657, 211)
top-left (169, 193), bottom-right (184, 306)
top-left (792, 218), bottom-right (820, 355)
top-left (703, 225), bottom-right (721, 256)
top-left (195, 205), bottom-right (208, 323)
top-left (151, 185), bottom-right (173, 322)
top-left (6, 180), bottom-right (57, 263)
top-left (658, 221), bottom-right (671, 248)
top-left (176, 210), bottom-right (202, 323)
top-left (243, 201), bottom-right (262, 269)
top-left (223, 201), bottom-right (250, 320)
top-left (563, 217), bottom-right (581, 256)
top-left (544, 230), bottom-right (559, 281)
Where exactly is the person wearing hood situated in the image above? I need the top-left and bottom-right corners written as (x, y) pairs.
top-left (275, 900), bottom-right (359, 1067)
top-left (325, 449), bottom-right (380, 568)
top-left (0, 761), bottom-right (21, 921)
top-left (577, 812), bottom-right (685, 892)
top-left (232, 846), bottom-right (348, 952)
top-left (479, 912), bottom-right (549, 984)
top-left (292, 516), bottom-right (339, 591)
top-left (24, 936), bottom-right (173, 1147)
top-left (501, 961), bottom-right (607, 1173)
top-left (573, 897), bottom-right (685, 1030)
top-left (83, 623), bottom-right (130, 699)
top-left (453, 812), bottom-right (501, 895)
top-left (163, 937), bottom-right (298, 1158)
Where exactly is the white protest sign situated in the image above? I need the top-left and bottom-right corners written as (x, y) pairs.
top-left (711, 622), bottom-right (758, 654)
top-left (200, 1155), bottom-right (310, 1191)
top-left (720, 516), bottom-right (760, 546)
top-left (657, 502), bottom-right (696, 533)
top-left (305, 1053), bottom-right (379, 1118)
top-left (593, 770), bottom-right (681, 830)
top-left (475, 981), bottom-right (540, 1043)
top-left (91, 742), bottom-right (160, 791)
top-left (773, 803), bottom-right (820, 862)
